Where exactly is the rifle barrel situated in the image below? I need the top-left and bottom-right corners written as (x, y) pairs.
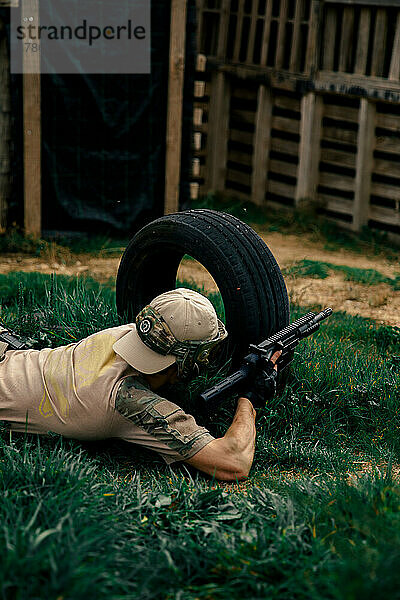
top-left (200, 364), bottom-right (250, 403)
top-left (200, 307), bottom-right (332, 405)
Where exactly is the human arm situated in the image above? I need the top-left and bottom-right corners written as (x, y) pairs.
top-left (184, 350), bottom-right (282, 481)
top-left (113, 351), bottom-right (280, 481)
top-left (114, 375), bottom-right (255, 481)
top-left (184, 397), bottom-right (256, 481)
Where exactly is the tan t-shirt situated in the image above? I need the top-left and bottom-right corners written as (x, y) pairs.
top-left (0, 325), bottom-right (214, 464)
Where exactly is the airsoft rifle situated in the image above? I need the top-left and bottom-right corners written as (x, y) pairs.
top-left (200, 308), bottom-right (333, 405)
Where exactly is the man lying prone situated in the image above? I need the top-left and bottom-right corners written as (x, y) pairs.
top-left (0, 288), bottom-right (280, 481)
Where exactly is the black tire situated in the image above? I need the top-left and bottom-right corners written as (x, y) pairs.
top-left (116, 209), bottom-right (289, 364)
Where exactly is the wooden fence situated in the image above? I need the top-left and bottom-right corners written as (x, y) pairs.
top-left (0, 0), bottom-right (188, 236)
top-left (192, 0), bottom-right (400, 238)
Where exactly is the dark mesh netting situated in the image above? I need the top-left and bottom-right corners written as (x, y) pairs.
top-left (1, 0), bottom-right (196, 234)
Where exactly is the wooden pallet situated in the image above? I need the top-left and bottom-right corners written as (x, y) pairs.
top-left (195, 0), bottom-right (400, 238)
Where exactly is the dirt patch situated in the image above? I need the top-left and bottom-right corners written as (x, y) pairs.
top-left (178, 230), bottom-right (399, 327)
top-left (0, 230), bottom-right (398, 326)
top-left (261, 230), bottom-right (399, 326)
top-left (178, 261), bottom-right (399, 318)
top-left (0, 254), bottom-right (120, 285)
top-left (255, 229), bottom-right (399, 278)
top-left (286, 274), bottom-right (400, 327)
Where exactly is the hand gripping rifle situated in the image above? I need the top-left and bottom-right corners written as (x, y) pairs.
top-left (200, 308), bottom-right (332, 405)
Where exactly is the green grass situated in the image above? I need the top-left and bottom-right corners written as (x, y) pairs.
top-left (43, 233), bottom-right (130, 256)
top-left (0, 271), bottom-right (115, 307)
top-left (0, 272), bottom-right (400, 598)
top-left (2, 433), bottom-right (400, 599)
top-left (0, 226), bottom-right (129, 258)
top-left (284, 259), bottom-right (400, 289)
top-left (0, 272), bottom-right (117, 348)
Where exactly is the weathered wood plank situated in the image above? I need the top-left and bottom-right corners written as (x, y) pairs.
top-left (228, 149), bottom-right (253, 166)
top-left (389, 11), bottom-right (400, 80)
top-left (198, 5), bottom-right (221, 12)
top-left (267, 179), bottom-right (296, 199)
top-left (165, 0), bottom-right (187, 215)
top-left (251, 85), bottom-right (272, 205)
top-left (324, 103), bottom-right (359, 123)
top-left (230, 108), bottom-right (256, 124)
top-left (320, 147), bottom-right (357, 168)
top-left (193, 131), bottom-right (202, 150)
top-left (322, 125), bottom-right (358, 145)
top-left (196, 0), bottom-right (205, 51)
top-left (370, 204), bottom-right (400, 226)
top-left (370, 181), bottom-right (400, 201)
top-left (274, 94), bottom-right (301, 112)
top-left (194, 80), bottom-right (206, 98)
top-left (318, 194), bottom-right (353, 216)
top-left (354, 8), bottom-right (371, 75)
top-left (193, 109), bottom-right (208, 133)
top-left (375, 135), bottom-right (400, 153)
top-left (197, 112), bottom-right (210, 136)
top-left (373, 157), bottom-right (400, 176)
top-left (210, 64), bottom-right (400, 104)
top-left (324, 0), bottom-right (400, 6)
top-left (233, 0), bottom-right (245, 61)
top-left (318, 194), bottom-right (353, 220)
top-left (229, 129), bottom-right (254, 145)
top-left (338, 6), bottom-right (355, 72)
top-left (375, 111), bottom-right (400, 131)
top-left (305, 0), bottom-right (321, 74)
top-left (353, 98), bottom-right (375, 230)
top-left (269, 158), bottom-right (297, 178)
top-left (322, 6), bottom-right (337, 70)
top-left (246, 0), bottom-right (259, 64)
top-left (319, 171), bottom-right (355, 191)
top-left (315, 70), bottom-right (400, 103)
top-left (205, 71), bottom-right (231, 192)
top-left (370, 8), bottom-right (387, 77)
top-left (272, 115), bottom-right (301, 134)
top-left (217, 0), bottom-right (231, 59)
top-left (221, 187), bottom-right (251, 202)
top-left (190, 182), bottom-right (200, 200)
top-left (192, 158), bottom-right (201, 177)
top-left (196, 53), bottom-right (207, 72)
top-left (231, 86), bottom-right (258, 100)
top-left (296, 92), bottom-right (323, 203)
top-left (226, 168), bottom-right (252, 187)
top-left (275, 0), bottom-right (289, 69)
top-left (193, 107), bottom-right (203, 126)
top-left (270, 136), bottom-right (299, 156)
top-left (290, 0), bottom-right (303, 72)
top-left (260, 0), bottom-right (273, 65)
top-left (23, 0), bottom-right (41, 237)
